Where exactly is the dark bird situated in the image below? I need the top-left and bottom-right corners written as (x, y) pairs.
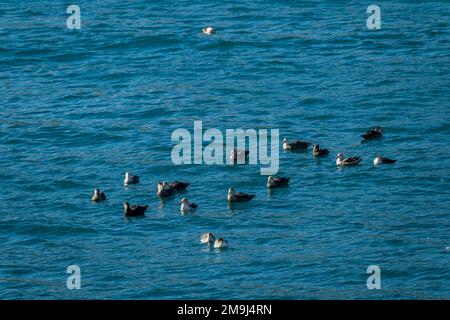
top-left (361, 127), bottom-right (383, 140)
top-left (283, 137), bottom-right (311, 150)
top-left (336, 153), bottom-right (362, 166)
top-left (157, 182), bottom-right (175, 198)
top-left (91, 188), bottom-right (106, 202)
top-left (123, 202), bottom-right (148, 217)
top-left (374, 156), bottom-right (397, 165)
top-left (169, 181), bottom-right (190, 191)
top-left (313, 144), bottom-right (330, 157)
top-left (267, 176), bottom-right (290, 189)
top-left (227, 188), bottom-right (255, 202)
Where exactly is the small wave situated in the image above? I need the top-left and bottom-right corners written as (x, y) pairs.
top-left (102, 34), bottom-right (182, 51)
top-left (301, 97), bottom-right (326, 105)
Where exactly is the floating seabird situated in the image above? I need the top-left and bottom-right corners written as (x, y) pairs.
top-left (313, 144), bottom-right (330, 157)
top-left (374, 156), bottom-right (397, 165)
top-left (123, 201), bottom-right (148, 217)
top-left (169, 181), bottom-right (190, 191)
top-left (283, 137), bottom-right (311, 150)
top-left (214, 238), bottom-right (228, 249)
top-left (267, 176), bottom-right (290, 189)
top-left (361, 127), bottom-right (383, 140)
top-left (157, 181), bottom-right (175, 198)
top-left (202, 26), bottom-right (215, 35)
top-left (91, 188), bottom-right (106, 202)
top-left (227, 187), bottom-right (255, 202)
top-left (230, 149), bottom-right (250, 163)
top-left (336, 153), bottom-right (362, 166)
top-left (180, 198), bottom-right (198, 212)
top-left (200, 232), bottom-right (215, 244)
top-left (124, 172), bottom-right (139, 185)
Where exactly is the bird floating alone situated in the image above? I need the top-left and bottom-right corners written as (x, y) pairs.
top-left (267, 176), bottom-right (290, 189)
top-left (91, 188), bottom-right (106, 202)
top-left (374, 156), bottom-right (397, 165)
top-left (123, 202), bottom-right (148, 217)
top-left (313, 144), bottom-right (330, 157)
top-left (124, 172), bottom-right (139, 186)
top-left (361, 127), bottom-right (383, 140)
top-left (227, 187), bottom-right (255, 202)
top-left (202, 26), bottom-right (216, 35)
top-left (180, 198), bottom-right (198, 212)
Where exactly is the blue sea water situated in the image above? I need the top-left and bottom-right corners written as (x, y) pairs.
top-left (0, 0), bottom-right (449, 299)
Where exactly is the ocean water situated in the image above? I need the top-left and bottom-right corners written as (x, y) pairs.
top-left (1, 0), bottom-right (449, 299)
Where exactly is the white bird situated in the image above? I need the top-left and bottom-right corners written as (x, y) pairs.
top-left (214, 238), bottom-right (228, 249)
top-left (124, 172), bottom-right (139, 185)
top-left (374, 156), bottom-right (397, 165)
top-left (180, 198), bottom-right (198, 212)
top-left (202, 26), bottom-right (215, 35)
top-left (336, 153), bottom-right (362, 166)
top-left (200, 232), bottom-right (216, 244)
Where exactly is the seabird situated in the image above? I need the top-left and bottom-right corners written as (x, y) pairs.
top-left (124, 172), bottom-right (139, 185)
top-left (123, 202), bottom-right (148, 217)
top-left (361, 127), bottom-right (383, 140)
top-left (169, 181), bottom-right (190, 191)
top-left (202, 26), bottom-right (215, 35)
top-left (267, 176), bottom-right (290, 189)
top-left (157, 182), bottom-right (174, 198)
top-left (313, 144), bottom-right (330, 157)
top-left (91, 188), bottom-right (106, 202)
top-left (374, 156), bottom-right (397, 165)
top-left (230, 149), bottom-right (250, 164)
top-left (227, 187), bottom-right (255, 202)
top-left (200, 232), bottom-right (216, 244)
top-left (214, 238), bottom-right (228, 249)
top-left (336, 153), bottom-right (362, 166)
top-left (180, 198), bottom-right (198, 212)
top-left (283, 137), bottom-right (311, 150)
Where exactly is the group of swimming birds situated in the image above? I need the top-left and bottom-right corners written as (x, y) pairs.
top-left (92, 124), bottom-right (395, 248)
top-left (90, 29), bottom-right (397, 249)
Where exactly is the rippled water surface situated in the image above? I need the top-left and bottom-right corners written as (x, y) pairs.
top-left (1, 0), bottom-right (449, 299)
